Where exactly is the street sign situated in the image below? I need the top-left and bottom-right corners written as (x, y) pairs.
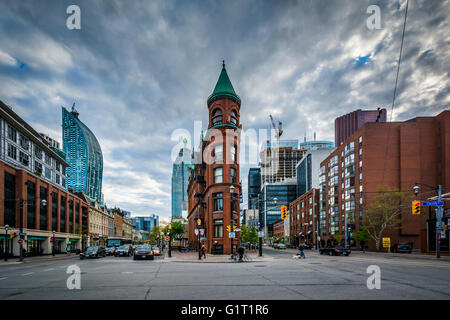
top-left (229, 232), bottom-right (235, 238)
top-left (382, 237), bottom-right (390, 248)
top-left (422, 202), bottom-right (444, 206)
top-left (235, 228), bottom-right (241, 232)
top-left (165, 236), bottom-right (169, 241)
top-left (200, 237), bottom-right (206, 241)
top-left (441, 231), bottom-right (446, 239)
top-left (194, 229), bottom-right (199, 236)
top-left (18, 239), bottom-right (23, 245)
top-left (258, 231), bottom-right (264, 238)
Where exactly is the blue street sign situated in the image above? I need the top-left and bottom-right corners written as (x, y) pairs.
top-left (422, 202), bottom-right (444, 206)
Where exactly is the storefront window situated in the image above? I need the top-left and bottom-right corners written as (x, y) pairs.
top-left (27, 181), bottom-right (36, 229)
top-left (4, 172), bottom-right (15, 227)
top-left (214, 219), bottom-right (224, 238)
top-left (60, 196), bottom-right (66, 233)
top-left (40, 186), bottom-right (47, 230)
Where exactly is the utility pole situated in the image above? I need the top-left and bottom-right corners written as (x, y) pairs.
top-left (436, 184), bottom-right (443, 259)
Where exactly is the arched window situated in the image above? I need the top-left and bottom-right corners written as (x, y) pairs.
top-left (212, 109), bottom-right (222, 116)
top-left (230, 109), bottom-right (237, 125)
top-left (212, 109), bottom-right (223, 125)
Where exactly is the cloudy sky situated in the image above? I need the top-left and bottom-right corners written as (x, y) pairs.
top-left (0, 0), bottom-right (448, 220)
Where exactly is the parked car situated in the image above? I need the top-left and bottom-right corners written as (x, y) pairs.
top-left (303, 243), bottom-right (313, 250)
top-left (80, 246), bottom-right (106, 259)
top-left (133, 245), bottom-right (154, 260)
top-left (152, 246), bottom-right (161, 256)
top-left (391, 243), bottom-right (412, 253)
top-left (105, 247), bottom-right (116, 256)
top-left (277, 243), bottom-right (287, 249)
top-left (319, 245), bottom-right (351, 256)
top-left (272, 243), bottom-right (278, 248)
top-left (115, 245), bottom-right (133, 257)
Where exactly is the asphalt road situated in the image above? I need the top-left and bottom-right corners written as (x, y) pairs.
top-left (0, 248), bottom-right (449, 300)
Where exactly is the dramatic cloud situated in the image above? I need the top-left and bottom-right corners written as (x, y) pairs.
top-left (0, 0), bottom-right (448, 217)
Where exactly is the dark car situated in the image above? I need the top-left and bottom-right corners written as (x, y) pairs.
top-left (105, 247), bottom-right (116, 256)
top-left (319, 245), bottom-right (351, 256)
top-left (303, 243), bottom-right (313, 250)
top-left (391, 243), bottom-right (412, 253)
top-left (133, 245), bottom-right (154, 260)
top-left (80, 246), bottom-right (106, 259)
top-left (115, 245), bottom-right (133, 257)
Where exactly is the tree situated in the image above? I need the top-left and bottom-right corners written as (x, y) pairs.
top-left (150, 225), bottom-right (163, 242)
top-left (163, 221), bottom-right (185, 240)
top-left (240, 225), bottom-right (251, 243)
top-left (249, 227), bottom-right (258, 245)
top-left (334, 232), bottom-right (343, 245)
top-left (355, 226), bottom-right (370, 251)
top-left (362, 185), bottom-right (410, 250)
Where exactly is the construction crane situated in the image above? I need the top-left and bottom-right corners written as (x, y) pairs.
top-left (269, 114), bottom-right (283, 146)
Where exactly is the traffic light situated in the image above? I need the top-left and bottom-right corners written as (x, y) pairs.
top-left (226, 226), bottom-right (231, 232)
top-left (281, 206), bottom-right (287, 220)
top-left (445, 224), bottom-right (448, 232)
top-left (10, 232), bottom-right (15, 239)
top-left (412, 201), bottom-right (421, 215)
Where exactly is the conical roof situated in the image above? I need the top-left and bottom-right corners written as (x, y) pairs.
top-left (207, 61), bottom-right (241, 107)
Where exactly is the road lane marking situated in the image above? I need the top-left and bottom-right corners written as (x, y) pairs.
top-left (21, 272), bottom-right (34, 276)
top-left (122, 272), bottom-right (133, 274)
top-left (44, 268), bottom-right (55, 272)
top-left (0, 277), bottom-right (7, 281)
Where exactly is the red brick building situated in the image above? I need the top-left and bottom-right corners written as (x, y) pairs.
top-left (273, 220), bottom-right (285, 239)
top-left (320, 110), bottom-right (450, 252)
top-left (289, 188), bottom-right (319, 247)
top-left (0, 101), bottom-right (89, 258)
top-left (187, 62), bottom-right (242, 254)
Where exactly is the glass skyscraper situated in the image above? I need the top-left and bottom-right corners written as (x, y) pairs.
top-left (132, 215), bottom-right (159, 232)
top-left (171, 147), bottom-right (192, 219)
top-left (248, 168), bottom-right (261, 209)
top-left (62, 106), bottom-right (103, 203)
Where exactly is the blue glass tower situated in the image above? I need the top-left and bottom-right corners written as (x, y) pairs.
top-left (62, 106), bottom-right (103, 203)
top-left (171, 147), bottom-right (192, 219)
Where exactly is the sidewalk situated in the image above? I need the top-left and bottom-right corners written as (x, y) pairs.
top-left (164, 250), bottom-right (275, 263)
top-left (0, 254), bottom-right (79, 266)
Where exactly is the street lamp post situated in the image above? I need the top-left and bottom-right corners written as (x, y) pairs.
top-left (255, 197), bottom-right (277, 257)
top-left (4, 224), bottom-right (9, 261)
top-left (230, 185), bottom-right (235, 257)
top-left (197, 218), bottom-right (201, 260)
top-left (414, 183), bottom-right (444, 258)
top-left (168, 224), bottom-right (172, 258)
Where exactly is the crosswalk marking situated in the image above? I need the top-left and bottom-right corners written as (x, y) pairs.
top-left (21, 272), bottom-right (34, 276)
top-left (0, 277), bottom-right (7, 281)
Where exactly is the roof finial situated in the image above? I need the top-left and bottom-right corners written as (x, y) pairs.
top-left (222, 60), bottom-right (225, 69)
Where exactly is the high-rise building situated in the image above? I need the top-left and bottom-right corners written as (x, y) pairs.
top-left (62, 105), bottom-right (103, 203)
top-left (320, 110), bottom-right (449, 252)
top-left (335, 108), bottom-right (386, 147)
top-left (300, 140), bottom-right (334, 150)
top-left (248, 168), bottom-right (261, 209)
top-left (171, 147), bottom-right (193, 219)
top-left (260, 180), bottom-right (298, 237)
top-left (132, 215), bottom-right (159, 232)
top-left (260, 145), bottom-right (305, 184)
top-left (187, 61), bottom-right (242, 254)
top-left (296, 148), bottom-right (334, 198)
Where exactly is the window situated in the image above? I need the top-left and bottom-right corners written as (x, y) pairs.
top-left (212, 109), bottom-right (222, 116)
top-left (35, 161), bottom-right (43, 174)
top-left (4, 172), bottom-right (16, 227)
top-left (230, 145), bottom-right (236, 162)
top-left (309, 198), bottom-right (312, 204)
top-left (35, 147), bottom-right (43, 159)
top-left (212, 108), bottom-right (223, 125)
top-left (213, 144), bottom-right (223, 162)
top-left (62, 166), bottom-right (66, 175)
top-left (296, 204), bottom-right (299, 211)
top-left (213, 193), bottom-right (223, 211)
top-left (214, 167), bottom-right (223, 183)
top-left (45, 167), bottom-right (51, 179)
top-left (230, 167), bottom-right (236, 183)
top-left (26, 181), bottom-right (36, 229)
top-left (40, 187), bottom-right (47, 230)
top-left (19, 134), bottom-right (30, 150)
top-left (212, 116), bottom-right (222, 125)
top-left (7, 125), bottom-right (17, 142)
top-left (56, 162), bottom-right (61, 172)
top-left (230, 110), bottom-right (237, 125)
top-left (7, 143), bottom-right (16, 160)
top-left (309, 208), bottom-right (312, 216)
top-left (56, 174), bottom-right (60, 184)
top-left (45, 153), bottom-right (51, 166)
top-left (19, 151), bottom-right (29, 166)
top-left (214, 219), bottom-right (224, 238)
top-left (62, 177), bottom-right (66, 188)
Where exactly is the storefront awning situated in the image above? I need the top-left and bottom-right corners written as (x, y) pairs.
top-left (56, 238), bottom-right (66, 242)
top-left (28, 236), bottom-right (47, 241)
top-left (69, 238), bottom-right (80, 242)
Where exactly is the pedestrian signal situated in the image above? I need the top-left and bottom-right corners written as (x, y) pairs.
top-left (412, 201), bottom-right (421, 215)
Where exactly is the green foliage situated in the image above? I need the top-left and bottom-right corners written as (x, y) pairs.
top-left (162, 221), bottom-right (185, 240)
top-left (355, 226), bottom-right (370, 243)
top-left (334, 232), bottom-right (343, 244)
top-left (362, 185), bottom-right (410, 250)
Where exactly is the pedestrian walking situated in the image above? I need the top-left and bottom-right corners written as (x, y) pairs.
top-left (67, 244), bottom-right (71, 256)
top-left (237, 245), bottom-right (245, 262)
top-left (201, 245), bottom-right (206, 259)
top-left (298, 243), bottom-right (306, 259)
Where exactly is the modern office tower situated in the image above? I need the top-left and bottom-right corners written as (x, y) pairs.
top-left (62, 105), bottom-right (103, 203)
top-left (334, 108), bottom-right (386, 147)
top-left (300, 140), bottom-right (334, 150)
top-left (296, 148), bottom-right (334, 198)
top-left (248, 168), bottom-right (261, 209)
top-left (171, 147), bottom-right (193, 219)
top-left (132, 215), bottom-right (159, 232)
top-left (187, 61), bottom-right (242, 254)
